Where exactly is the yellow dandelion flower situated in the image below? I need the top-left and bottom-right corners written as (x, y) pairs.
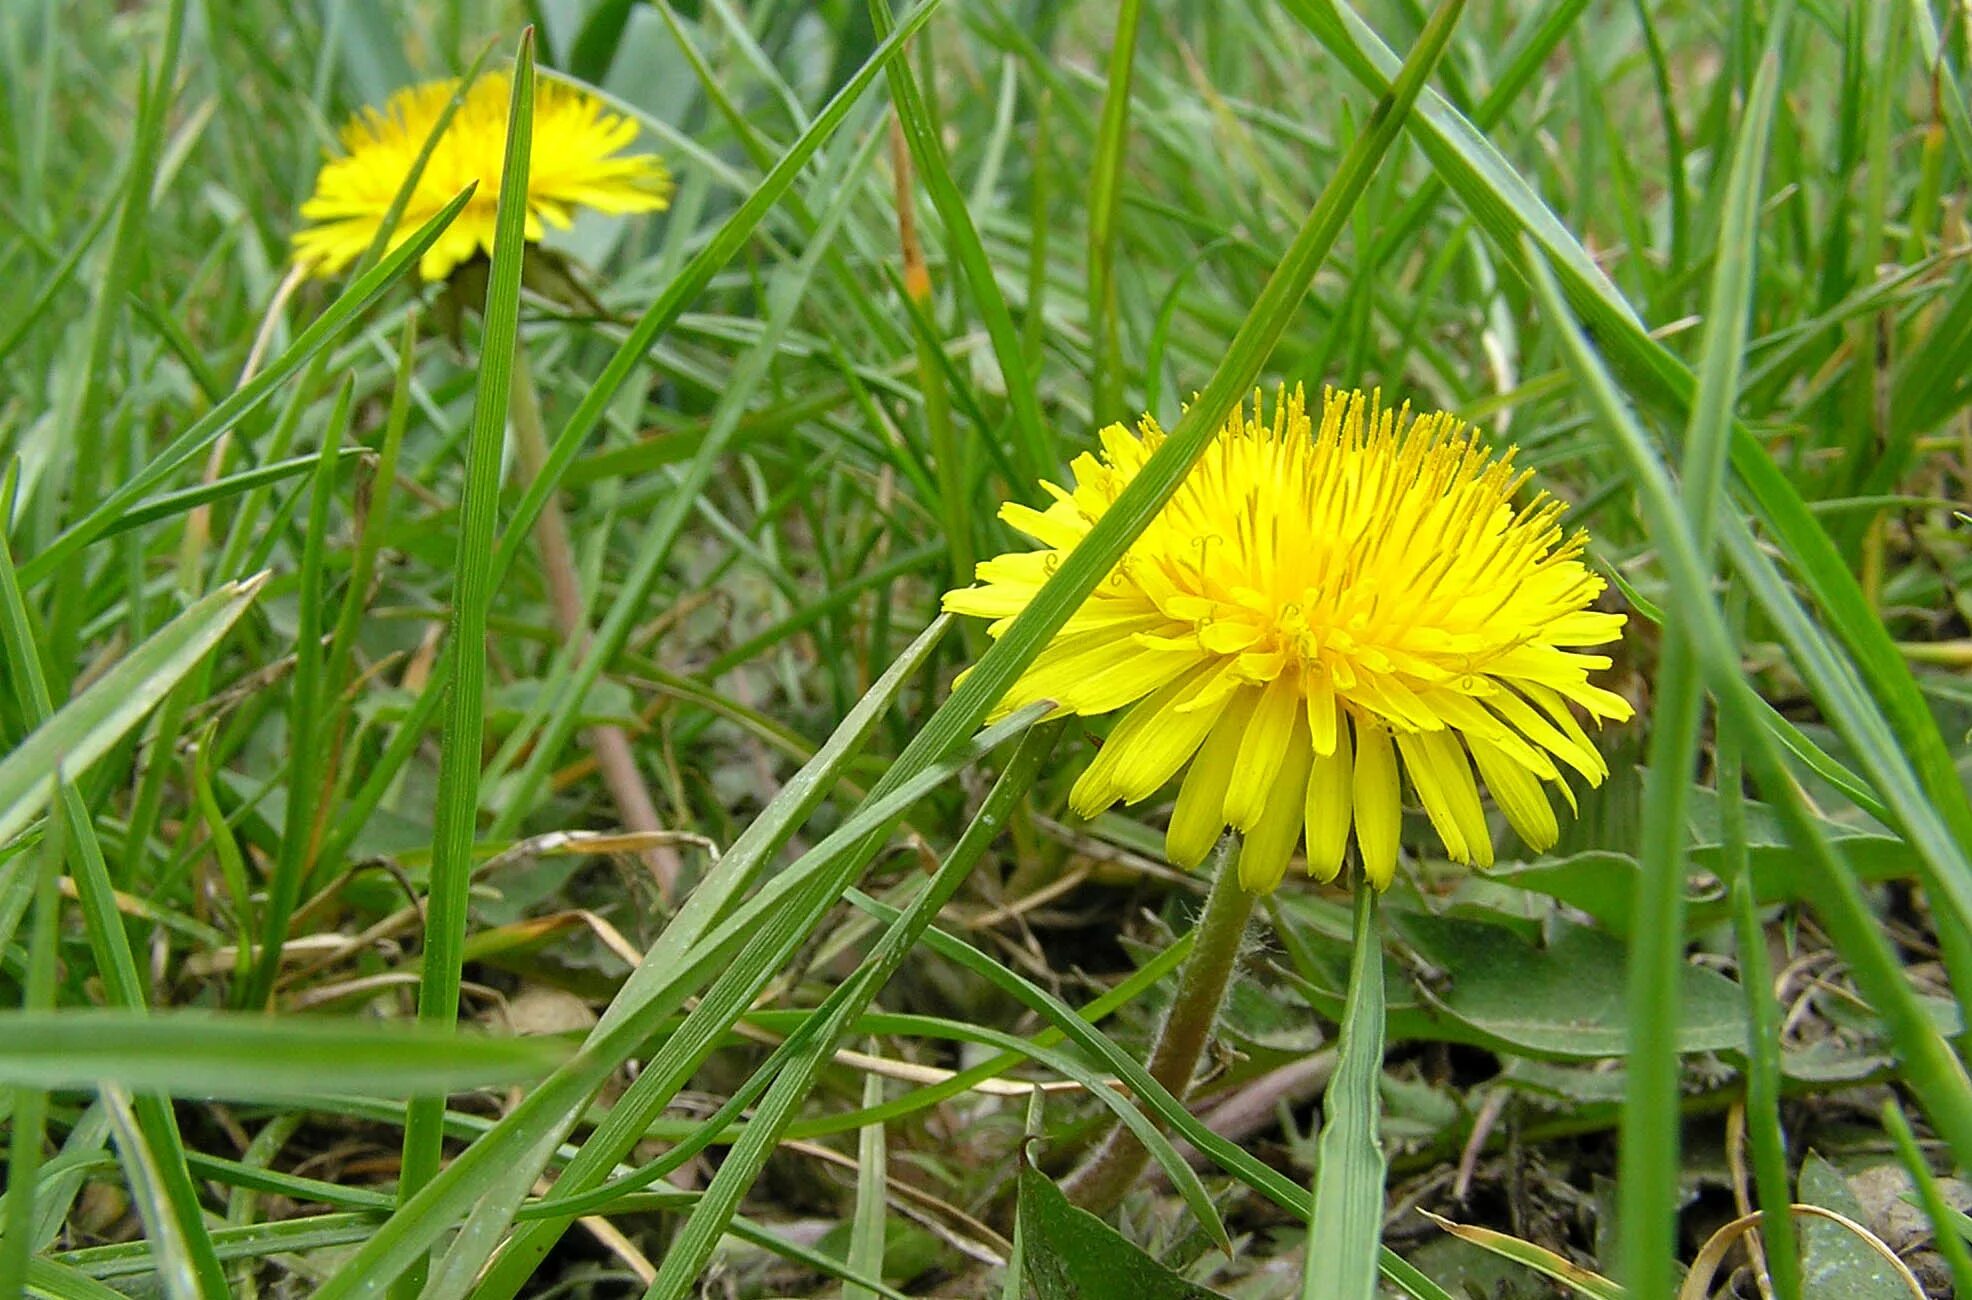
top-left (943, 386), bottom-right (1633, 893)
top-left (294, 72), bottom-right (672, 281)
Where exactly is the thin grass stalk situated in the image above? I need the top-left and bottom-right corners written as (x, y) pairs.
top-left (1882, 1099), bottom-right (1972, 1296)
top-left (242, 376), bottom-right (351, 1007)
top-left (1723, 728), bottom-right (1801, 1300)
top-left (1088, 0), bottom-right (1144, 424)
top-left (506, 346), bottom-right (681, 897)
top-left (1619, 43), bottom-right (1780, 1292)
top-left (0, 780), bottom-right (64, 1298)
top-left (396, 31), bottom-right (538, 1273)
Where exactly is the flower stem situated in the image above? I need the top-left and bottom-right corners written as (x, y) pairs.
top-left (508, 348), bottom-right (683, 899)
top-left (1064, 836), bottom-right (1254, 1215)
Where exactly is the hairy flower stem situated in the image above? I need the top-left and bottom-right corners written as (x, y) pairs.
top-left (1064, 836), bottom-right (1254, 1215)
top-left (508, 348), bottom-right (682, 899)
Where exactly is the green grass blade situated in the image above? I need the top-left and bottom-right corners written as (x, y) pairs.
top-left (867, 0), bottom-right (1055, 483)
top-left (1618, 39), bottom-right (1781, 1298)
top-left (1522, 242), bottom-right (1972, 1177)
top-left (242, 375), bottom-right (352, 1008)
top-left (398, 27), bottom-right (537, 1225)
top-left (1302, 887), bottom-right (1388, 1300)
top-left (17, 186), bottom-right (474, 589)
top-left (486, 0), bottom-right (952, 595)
top-left (1087, 0), bottom-right (1145, 425)
top-left (0, 1010), bottom-right (568, 1096)
top-left (0, 787), bottom-right (63, 1299)
top-left (98, 1086), bottom-right (202, 1300)
top-left (24, 1259), bottom-right (130, 1300)
top-left (845, 1060), bottom-right (888, 1300)
top-left (0, 575), bottom-right (265, 848)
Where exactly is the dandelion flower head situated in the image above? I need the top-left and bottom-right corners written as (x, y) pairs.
top-left (294, 71), bottom-right (671, 281)
top-left (943, 386), bottom-right (1632, 893)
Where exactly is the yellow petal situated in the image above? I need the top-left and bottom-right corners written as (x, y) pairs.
top-left (1352, 718), bottom-right (1401, 890)
top-left (1469, 735), bottom-right (1559, 853)
top-left (1224, 673), bottom-right (1299, 829)
top-left (1239, 717), bottom-right (1314, 893)
top-left (1303, 718), bottom-right (1354, 883)
top-left (1397, 730), bottom-right (1492, 868)
top-left (1165, 687), bottom-right (1259, 869)
top-left (1305, 672), bottom-right (1339, 756)
top-left (1107, 668), bottom-right (1226, 803)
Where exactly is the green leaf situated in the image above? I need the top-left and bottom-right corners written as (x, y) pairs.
top-left (0, 1010), bottom-right (569, 1097)
top-left (1291, 908), bottom-right (1750, 1060)
top-left (1302, 887), bottom-right (1388, 1300)
top-left (0, 575), bottom-right (264, 848)
top-left (1798, 1153), bottom-right (1915, 1300)
top-left (1018, 1150), bottom-right (1226, 1300)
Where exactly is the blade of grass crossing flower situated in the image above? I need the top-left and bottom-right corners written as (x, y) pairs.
top-left (1087, 0), bottom-right (1144, 424)
top-left (868, 0), bottom-right (1466, 842)
top-left (846, 1061), bottom-right (888, 1300)
top-left (1619, 42), bottom-right (1780, 1299)
top-left (640, 725), bottom-right (1067, 1299)
top-left (1522, 244), bottom-right (1972, 1175)
top-left (397, 28), bottom-right (537, 1250)
top-left (486, 0), bottom-right (950, 595)
top-left (1303, 887), bottom-right (1388, 1300)
top-left (0, 789), bottom-right (64, 1299)
top-left (18, 186), bottom-right (473, 589)
top-left (242, 375), bottom-right (352, 1009)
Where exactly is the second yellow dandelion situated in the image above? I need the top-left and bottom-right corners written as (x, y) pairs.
top-left (294, 71), bottom-right (672, 281)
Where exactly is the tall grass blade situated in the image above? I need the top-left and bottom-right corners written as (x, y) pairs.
top-left (396, 28), bottom-right (537, 1241)
top-left (1302, 887), bottom-right (1388, 1300)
